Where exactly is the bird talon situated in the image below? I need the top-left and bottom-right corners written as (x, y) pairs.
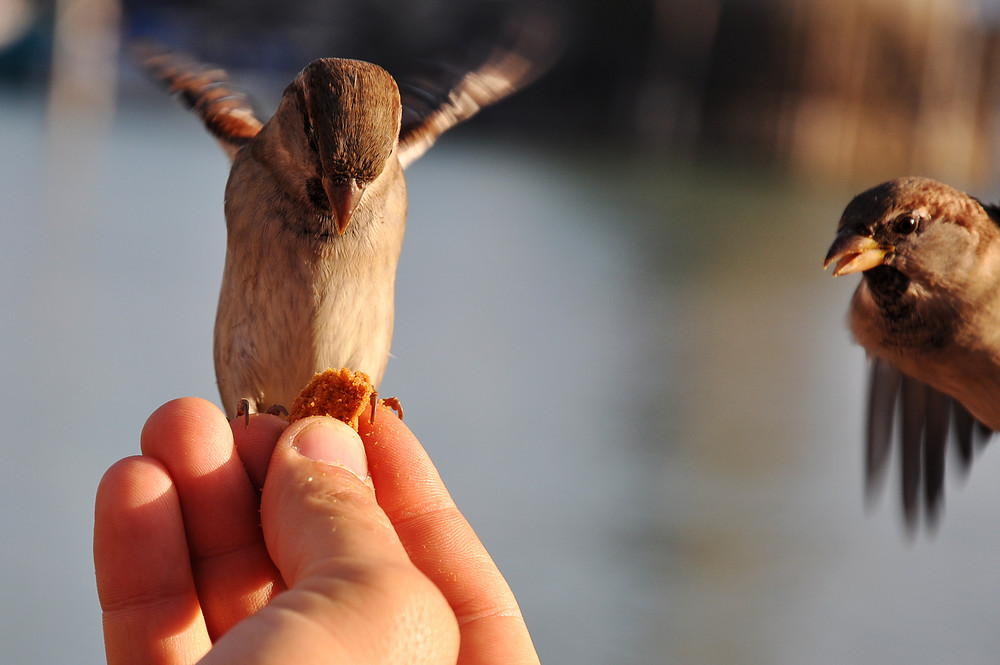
top-left (382, 396), bottom-right (403, 420)
top-left (265, 404), bottom-right (289, 418)
top-left (236, 398), bottom-right (251, 427)
top-left (368, 392), bottom-right (403, 424)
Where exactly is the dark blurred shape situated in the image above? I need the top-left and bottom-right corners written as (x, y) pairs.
top-left (643, 0), bottom-right (998, 183)
top-left (8, 0), bottom-right (998, 183)
top-left (119, 0), bottom-right (1000, 182)
top-left (769, 0), bottom-right (999, 184)
top-left (0, 0), bottom-right (51, 84)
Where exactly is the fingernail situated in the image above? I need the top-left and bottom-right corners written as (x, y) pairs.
top-left (291, 418), bottom-right (368, 480)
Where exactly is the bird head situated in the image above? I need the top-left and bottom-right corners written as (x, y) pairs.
top-left (293, 58), bottom-right (402, 234)
top-left (824, 177), bottom-right (998, 289)
top-left (824, 177), bottom-right (1000, 352)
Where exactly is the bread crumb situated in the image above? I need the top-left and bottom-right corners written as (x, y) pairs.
top-left (287, 368), bottom-right (374, 430)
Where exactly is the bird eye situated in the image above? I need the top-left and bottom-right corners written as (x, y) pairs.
top-left (892, 214), bottom-right (919, 235)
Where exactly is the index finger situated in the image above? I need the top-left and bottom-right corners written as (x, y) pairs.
top-left (140, 398), bottom-right (284, 638)
top-left (358, 404), bottom-right (540, 665)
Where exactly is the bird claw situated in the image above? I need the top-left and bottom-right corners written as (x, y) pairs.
top-left (382, 396), bottom-right (403, 420)
top-left (368, 391), bottom-right (403, 425)
top-left (234, 399), bottom-right (287, 426)
top-left (266, 404), bottom-right (289, 418)
top-left (236, 398), bottom-right (251, 427)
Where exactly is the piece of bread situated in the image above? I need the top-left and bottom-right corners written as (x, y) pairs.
top-left (287, 368), bottom-right (374, 430)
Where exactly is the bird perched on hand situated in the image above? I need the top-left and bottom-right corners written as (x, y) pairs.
top-left (140, 31), bottom-right (553, 419)
top-left (824, 176), bottom-right (999, 529)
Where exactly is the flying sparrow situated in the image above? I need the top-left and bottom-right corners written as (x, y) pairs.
top-left (824, 176), bottom-right (998, 528)
top-left (141, 34), bottom-right (551, 418)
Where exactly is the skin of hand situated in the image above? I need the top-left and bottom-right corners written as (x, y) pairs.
top-left (824, 176), bottom-right (1000, 527)
top-left (94, 398), bottom-right (539, 665)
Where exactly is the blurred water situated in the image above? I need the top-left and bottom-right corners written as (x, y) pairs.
top-left (4, 90), bottom-right (1000, 665)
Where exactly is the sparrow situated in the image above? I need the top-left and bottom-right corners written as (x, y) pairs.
top-left (140, 34), bottom-right (551, 418)
top-left (824, 176), bottom-right (998, 529)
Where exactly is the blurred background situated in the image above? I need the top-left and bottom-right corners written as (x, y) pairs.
top-left (5, 0), bottom-right (1000, 663)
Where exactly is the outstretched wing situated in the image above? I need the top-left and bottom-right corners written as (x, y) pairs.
top-left (137, 45), bottom-right (263, 161)
top-left (865, 357), bottom-right (991, 532)
top-left (396, 12), bottom-right (561, 169)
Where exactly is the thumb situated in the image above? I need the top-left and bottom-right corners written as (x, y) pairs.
top-left (261, 416), bottom-right (395, 583)
top-left (209, 416), bottom-right (458, 665)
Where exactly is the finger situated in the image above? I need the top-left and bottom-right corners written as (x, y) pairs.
top-left (203, 416), bottom-right (459, 664)
top-left (358, 405), bottom-right (539, 665)
top-left (230, 412), bottom-right (288, 490)
top-left (95, 456), bottom-right (211, 665)
top-left (139, 397), bottom-right (283, 638)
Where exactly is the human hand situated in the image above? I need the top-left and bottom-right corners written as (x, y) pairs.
top-left (94, 397), bottom-right (538, 664)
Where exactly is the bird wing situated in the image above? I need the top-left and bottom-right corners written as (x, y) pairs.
top-left (396, 12), bottom-right (560, 169)
top-left (865, 357), bottom-right (991, 532)
top-left (138, 46), bottom-right (263, 161)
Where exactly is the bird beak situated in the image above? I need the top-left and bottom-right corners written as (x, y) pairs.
top-left (823, 233), bottom-right (893, 276)
top-left (323, 177), bottom-right (365, 235)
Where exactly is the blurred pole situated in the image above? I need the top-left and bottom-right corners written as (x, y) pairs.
top-left (38, 0), bottom-right (120, 373)
top-left (47, 0), bottom-right (120, 125)
top-left (45, 0), bottom-right (120, 226)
